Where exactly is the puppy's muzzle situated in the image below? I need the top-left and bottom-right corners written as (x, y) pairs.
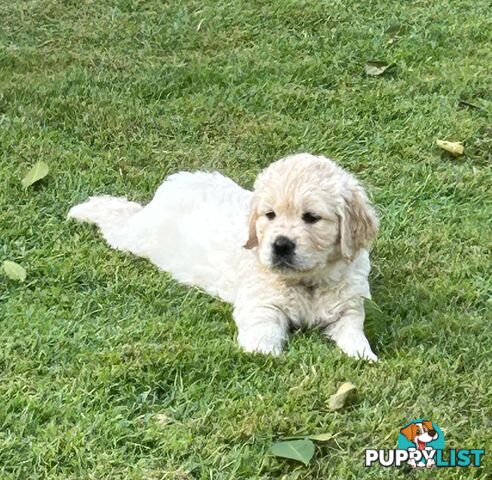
top-left (272, 235), bottom-right (296, 265)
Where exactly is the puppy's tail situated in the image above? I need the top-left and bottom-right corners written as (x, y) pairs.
top-left (68, 195), bottom-right (143, 250)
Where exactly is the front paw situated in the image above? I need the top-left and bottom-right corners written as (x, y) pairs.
top-left (237, 326), bottom-right (285, 356)
top-left (326, 324), bottom-right (378, 361)
top-left (337, 338), bottom-right (378, 361)
top-left (351, 346), bottom-right (378, 362)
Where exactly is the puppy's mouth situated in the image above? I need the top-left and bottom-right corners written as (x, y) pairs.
top-left (271, 258), bottom-right (298, 271)
top-left (270, 256), bottom-right (317, 274)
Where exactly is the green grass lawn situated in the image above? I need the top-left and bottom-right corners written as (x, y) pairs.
top-left (1, 0), bottom-right (491, 478)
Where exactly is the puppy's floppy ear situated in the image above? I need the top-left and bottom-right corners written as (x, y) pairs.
top-left (422, 420), bottom-right (434, 431)
top-left (338, 182), bottom-right (379, 260)
top-left (400, 423), bottom-right (418, 442)
top-left (243, 196), bottom-right (259, 249)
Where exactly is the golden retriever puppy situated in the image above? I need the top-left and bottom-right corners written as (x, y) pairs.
top-left (68, 153), bottom-right (379, 360)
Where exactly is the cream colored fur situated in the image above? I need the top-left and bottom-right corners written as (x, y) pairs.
top-left (68, 153), bottom-right (379, 360)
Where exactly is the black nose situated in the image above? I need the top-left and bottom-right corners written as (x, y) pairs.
top-left (428, 429), bottom-right (437, 437)
top-left (273, 236), bottom-right (296, 258)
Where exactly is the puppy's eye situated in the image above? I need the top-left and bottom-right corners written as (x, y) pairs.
top-left (302, 212), bottom-right (321, 224)
top-left (265, 211), bottom-right (276, 220)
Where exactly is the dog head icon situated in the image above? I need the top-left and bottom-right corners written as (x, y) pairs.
top-left (400, 420), bottom-right (438, 450)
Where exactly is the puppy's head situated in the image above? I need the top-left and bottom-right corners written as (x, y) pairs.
top-left (244, 153), bottom-right (378, 275)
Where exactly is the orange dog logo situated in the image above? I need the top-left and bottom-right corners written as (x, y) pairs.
top-left (400, 420), bottom-right (439, 468)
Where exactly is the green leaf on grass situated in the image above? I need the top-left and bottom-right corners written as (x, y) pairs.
top-left (307, 432), bottom-right (336, 442)
top-left (281, 432), bottom-right (336, 442)
top-left (365, 61), bottom-right (393, 76)
top-left (271, 439), bottom-right (315, 465)
top-left (21, 161), bottom-right (49, 188)
top-left (3, 260), bottom-right (26, 281)
top-left (328, 382), bottom-right (357, 411)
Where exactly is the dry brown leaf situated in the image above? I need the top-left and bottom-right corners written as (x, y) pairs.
top-left (365, 61), bottom-right (393, 76)
top-left (328, 382), bottom-right (357, 411)
top-left (436, 140), bottom-right (464, 156)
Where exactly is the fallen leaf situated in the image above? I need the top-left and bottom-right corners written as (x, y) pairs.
top-left (281, 432), bottom-right (337, 442)
top-left (21, 161), bottom-right (49, 188)
top-left (365, 61), bottom-right (393, 76)
top-left (3, 260), bottom-right (26, 281)
top-left (436, 140), bottom-right (464, 156)
top-left (328, 382), bottom-right (357, 411)
top-left (306, 432), bottom-right (336, 442)
top-left (270, 439), bottom-right (315, 465)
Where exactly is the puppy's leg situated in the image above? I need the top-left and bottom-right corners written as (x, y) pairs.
top-left (234, 306), bottom-right (289, 356)
top-left (325, 309), bottom-right (377, 361)
top-left (68, 196), bottom-right (142, 250)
